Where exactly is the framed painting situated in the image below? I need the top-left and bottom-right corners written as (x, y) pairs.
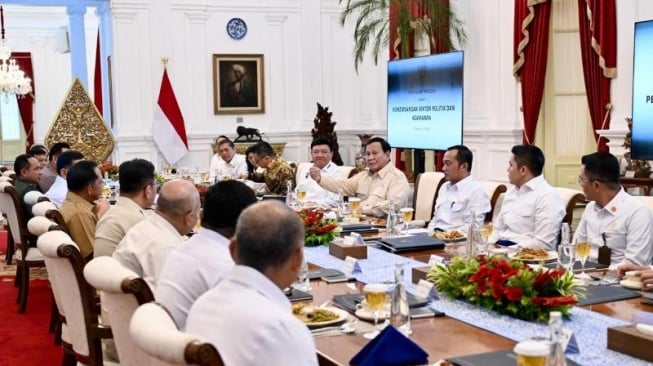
top-left (213, 54), bottom-right (265, 114)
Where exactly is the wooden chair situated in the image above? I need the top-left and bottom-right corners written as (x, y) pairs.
top-left (28, 216), bottom-right (76, 365)
top-left (130, 302), bottom-right (224, 366)
top-left (84, 256), bottom-right (155, 365)
top-left (478, 181), bottom-right (507, 223)
top-left (37, 231), bottom-right (112, 366)
top-left (412, 172), bottom-right (445, 222)
top-left (0, 181), bottom-right (45, 313)
top-left (553, 187), bottom-right (586, 226)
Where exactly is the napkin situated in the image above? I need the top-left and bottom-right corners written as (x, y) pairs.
top-left (350, 325), bottom-right (428, 366)
top-left (496, 239), bottom-right (517, 247)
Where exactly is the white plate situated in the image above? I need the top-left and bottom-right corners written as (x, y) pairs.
top-left (355, 308), bottom-right (390, 322)
top-left (620, 279), bottom-right (643, 290)
top-left (507, 251), bottom-right (558, 263)
top-left (299, 307), bottom-right (349, 328)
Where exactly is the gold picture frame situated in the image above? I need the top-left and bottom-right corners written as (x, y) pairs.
top-left (213, 54), bottom-right (265, 114)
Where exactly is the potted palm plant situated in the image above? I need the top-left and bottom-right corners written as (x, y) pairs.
top-left (339, 0), bottom-right (466, 70)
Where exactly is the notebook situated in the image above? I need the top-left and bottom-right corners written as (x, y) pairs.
top-left (447, 350), bottom-right (579, 366)
top-left (378, 235), bottom-right (445, 252)
top-left (576, 285), bottom-right (641, 306)
top-left (332, 293), bottom-right (429, 312)
top-left (340, 224), bottom-right (380, 236)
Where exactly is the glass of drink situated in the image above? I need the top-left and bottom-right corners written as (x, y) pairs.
top-left (296, 188), bottom-right (307, 206)
top-left (361, 283), bottom-right (388, 339)
top-left (101, 184), bottom-right (111, 200)
top-left (513, 340), bottom-right (549, 366)
top-left (349, 197), bottom-right (361, 217)
top-left (481, 223), bottom-right (493, 242)
top-left (292, 255), bottom-right (311, 292)
top-left (575, 241), bottom-right (592, 278)
top-left (199, 171), bottom-right (209, 182)
top-left (557, 243), bottom-right (575, 272)
top-left (399, 207), bottom-right (414, 233)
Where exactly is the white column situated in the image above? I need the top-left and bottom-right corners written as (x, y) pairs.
top-left (67, 4), bottom-right (88, 89)
top-left (96, 2), bottom-right (112, 127)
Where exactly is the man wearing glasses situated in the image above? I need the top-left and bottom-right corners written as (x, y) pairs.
top-left (574, 151), bottom-right (652, 267)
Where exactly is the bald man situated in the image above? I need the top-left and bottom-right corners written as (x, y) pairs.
top-left (113, 179), bottom-right (200, 290)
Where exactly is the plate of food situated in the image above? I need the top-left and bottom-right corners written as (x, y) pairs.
top-left (619, 279), bottom-right (643, 290)
top-left (292, 303), bottom-right (348, 328)
top-left (433, 230), bottom-right (467, 242)
top-left (508, 248), bottom-right (558, 263)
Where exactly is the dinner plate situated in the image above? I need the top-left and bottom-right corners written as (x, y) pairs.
top-left (507, 251), bottom-right (558, 263)
top-left (354, 308), bottom-right (390, 322)
top-left (433, 231), bottom-right (467, 243)
top-left (300, 307), bottom-right (349, 328)
top-left (620, 279), bottom-right (643, 290)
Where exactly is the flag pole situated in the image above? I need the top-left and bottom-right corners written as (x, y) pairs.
top-left (161, 57), bottom-right (169, 69)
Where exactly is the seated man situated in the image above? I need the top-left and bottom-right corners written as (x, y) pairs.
top-left (186, 201), bottom-right (317, 365)
top-left (244, 144), bottom-right (266, 183)
top-left (45, 150), bottom-right (84, 207)
top-left (208, 135), bottom-right (229, 174)
top-left (489, 145), bottom-right (565, 250)
top-left (40, 142), bottom-right (70, 192)
top-left (295, 137), bottom-right (344, 208)
top-left (113, 179), bottom-right (200, 290)
top-left (427, 145), bottom-right (490, 231)
top-left (209, 139), bottom-right (247, 181)
top-left (13, 154), bottom-right (43, 223)
top-left (574, 152), bottom-right (652, 267)
top-left (250, 140), bottom-right (295, 195)
top-left (157, 180), bottom-right (257, 329)
top-left (29, 145), bottom-right (48, 171)
top-left (94, 158), bottom-right (157, 257)
top-left (60, 160), bottom-right (110, 260)
top-left (310, 137), bottom-right (409, 217)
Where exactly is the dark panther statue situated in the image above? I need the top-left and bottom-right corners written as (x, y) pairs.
top-left (234, 126), bottom-right (262, 142)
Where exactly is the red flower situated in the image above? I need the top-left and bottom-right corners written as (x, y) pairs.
top-left (531, 295), bottom-right (578, 307)
top-left (504, 286), bottom-right (523, 301)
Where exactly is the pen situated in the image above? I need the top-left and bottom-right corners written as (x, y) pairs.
top-left (450, 201), bottom-right (455, 208)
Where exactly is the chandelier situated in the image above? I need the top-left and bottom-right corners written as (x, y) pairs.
top-left (0, 6), bottom-right (31, 96)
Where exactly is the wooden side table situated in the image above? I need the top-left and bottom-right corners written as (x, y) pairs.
top-left (621, 176), bottom-right (653, 196)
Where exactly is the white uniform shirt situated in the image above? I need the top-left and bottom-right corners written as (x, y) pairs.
top-left (45, 175), bottom-right (67, 208)
top-left (186, 265), bottom-right (318, 366)
top-left (490, 175), bottom-right (565, 250)
top-left (156, 228), bottom-right (233, 330)
top-left (427, 175), bottom-right (490, 231)
top-left (209, 153), bottom-right (247, 180)
top-left (574, 188), bottom-right (653, 267)
top-left (113, 212), bottom-right (185, 290)
top-left (295, 162), bottom-right (344, 208)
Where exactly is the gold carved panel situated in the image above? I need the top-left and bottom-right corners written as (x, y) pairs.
top-left (44, 78), bottom-right (114, 163)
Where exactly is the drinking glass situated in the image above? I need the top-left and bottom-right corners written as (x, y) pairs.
top-left (399, 207), bottom-right (414, 233)
top-left (349, 197), bottom-right (361, 217)
top-left (362, 283), bottom-right (388, 339)
top-left (575, 241), bottom-right (591, 278)
top-left (557, 243), bottom-right (575, 272)
top-left (296, 188), bottom-right (307, 207)
top-left (199, 171), bottom-right (209, 182)
top-left (292, 256), bottom-right (311, 291)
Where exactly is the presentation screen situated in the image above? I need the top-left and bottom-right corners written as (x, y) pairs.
top-left (387, 51), bottom-right (464, 150)
top-left (631, 19), bottom-right (653, 160)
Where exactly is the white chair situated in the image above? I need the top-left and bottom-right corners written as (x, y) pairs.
top-left (0, 181), bottom-right (45, 312)
top-left (37, 230), bottom-right (112, 366)
top-left (478, 181), bottom-right (507, 223)
top-left (636, 195), bottom-right (653, 215)
top-left (32, 200), bottom-right (58, 217)
top-left (23, 190), bottom-right (46, 205)
top-left (2, 169), bottom-right (16, 177)
top-left (553, 187), bottom-right (586, 226)
top-left (130, 303), bottom-right (224, 366)
top-left (412, 172), bottom-right (445, 222)
top-left (84, 256), bottom-right (154, 366)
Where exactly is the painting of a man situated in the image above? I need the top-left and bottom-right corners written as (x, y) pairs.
top-left (214, 54), bottom-right (265, 114)
top-left (221, 62), bottom-right (257, 108)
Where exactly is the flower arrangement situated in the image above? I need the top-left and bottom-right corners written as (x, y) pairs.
top-left (99, 161), bottom-right (119, 178)
top-left (427, 255), bottom-right (581, 322)
top-left (298, 209), bottom-right (339, 247)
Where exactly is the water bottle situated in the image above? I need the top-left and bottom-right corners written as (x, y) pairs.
top-left (548, 311), bottom-right (567, 366)
top-left (386, 201), bottom-right (396, 236)
top-left (285, 180), bottom-right (293, 206)
top-left (337, 188), bottom-right (344, 219)
top-left (465, 210), bottom-right (479, 258)
top-left (390, 263), bottom-right (411, 335)
top-left (560, 223), bottom-right (570, 246)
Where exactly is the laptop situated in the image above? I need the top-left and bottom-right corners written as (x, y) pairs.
top-left (378, 235), bottom-right (445, 253)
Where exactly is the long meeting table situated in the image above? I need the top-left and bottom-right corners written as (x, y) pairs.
top-left (305, 244), bottom-right (651, 366)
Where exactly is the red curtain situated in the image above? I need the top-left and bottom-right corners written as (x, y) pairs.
top-left (513, 0), bottom-right (551, 145)
top-left (11, 52), bottom-right (34, 150)
top-left (577, 0), bottom-right (616, 152)
top-left (93, 30), bottom-right (103, 114)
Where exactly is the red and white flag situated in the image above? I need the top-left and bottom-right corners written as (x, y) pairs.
top-left (153, 68), bottom-right (188, 164)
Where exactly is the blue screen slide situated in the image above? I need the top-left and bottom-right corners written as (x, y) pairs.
top-left (387, 51), bottom-right (463, 150)
top-left (632, 20), bottom-right (653, 160)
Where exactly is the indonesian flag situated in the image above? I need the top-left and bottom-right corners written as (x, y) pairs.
top-left (153, 69), bottom-right (188, 164)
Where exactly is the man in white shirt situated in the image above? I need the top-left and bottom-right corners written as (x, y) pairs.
top-left (40, 142), bottom-right (70, 192)
top-left (428, 145), bottom-right (490, 231)
top-left (186, 201), bottom-right (318, 365)
top-left (157, 180), bottom-right (257, 329)
top-left (490, 144), bottom-right (565, 250)
top-left (295, 137), bottom-right (344, 208)
top-left (45, 150), bottom-right (84, 207)
top-left (209, 138), bottom-right (247, 181)
top-left (310, 137), bottom-right (410, 217)
top-left (574, 152), bottom-right (652, 267)
top-left (94, 159), bottom-right (157, 257)
top-left (113, 179), bottom-right (200, 290)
